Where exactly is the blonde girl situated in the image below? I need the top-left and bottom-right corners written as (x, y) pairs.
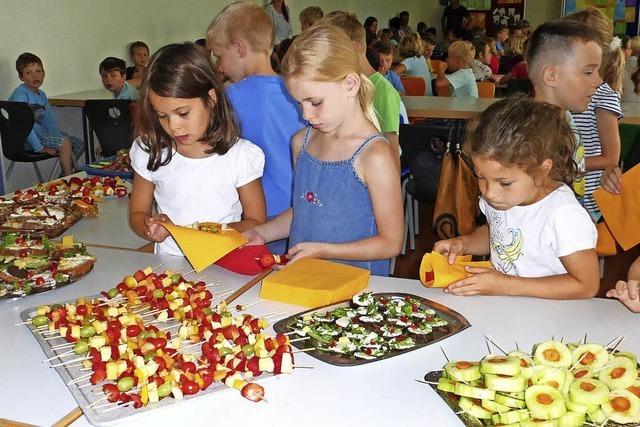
top-left (434, 95), bottom-right (599, 299)
top-left (392, 33), bottom-right (434, 95)
top-left (244, 24), bottom-right (403, 275)
top-left (129, 43), bottom-right (266, 255)
top-left (565, 7), bottom-right (625, 218)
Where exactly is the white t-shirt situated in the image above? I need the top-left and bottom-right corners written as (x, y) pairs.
top-left (480, 184), bottom-right (596, 278)
top-left (445, 68), bottom-right (478, 97)
top-left (400, 56), bottom-right (433, 96)
top-left (130, 138), bottom-right (265, 255)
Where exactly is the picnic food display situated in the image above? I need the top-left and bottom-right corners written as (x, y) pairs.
top-left (19, 266), bottom-right (296, 423)
top-left (274, 292), bottom-right (470, 366)
top-left (0, 233), bottom-right (95, 299)
top-left (0, 176), bottom-right (129, 238)
top-left (260, 258), bottom-right (370, 308)
top-left (428, 338), bottom-right (640, 426)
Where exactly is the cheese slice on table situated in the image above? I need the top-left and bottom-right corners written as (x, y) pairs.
top-left (419, 252), bottom-right (492, 288)
top-left (162, 223), bottom-right (248, 273)
top-left (260, 259), bottom-right (370, 308)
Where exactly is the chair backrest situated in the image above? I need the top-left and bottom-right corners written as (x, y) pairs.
top-left (476, 81), bottom-right (496, 98)
top-left (0, 101), bottom-right (36, 161)
top-left (400, 76), bottom-right (426, 96)
top-left (437, 84), bottom-right (452, 97)
top-left (399, 123), bottom-right (450, 202)
top-left (505, 78), bottom-right (533, 96)
top-left (430, 60), bottom-right (443, 74)
top-left (84, 100), bottom-right (134, 157)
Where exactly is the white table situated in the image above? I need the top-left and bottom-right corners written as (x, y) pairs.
top-left (1, 247), bottom-right (638, 427)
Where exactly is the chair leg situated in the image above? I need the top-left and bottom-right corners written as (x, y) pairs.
top-left (48, 159), bottom-right (62, 181)
top-left (5, 161), bottom-right (15, 180)
top-left (599, 256), bottom-right (605, 279)
top-left (32, 162), bottom-right (45, 183)
top-left (389, 256), bottom-right (396, 276)
top-left (400, 180), bottom-right (408, 255)
top-left (413, 198), bottom-right (420, 235)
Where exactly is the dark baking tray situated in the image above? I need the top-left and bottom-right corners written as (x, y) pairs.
top-left (273, 292), bottom-right (471, 366)
top-left (424, 370), bottom-right (632, 427)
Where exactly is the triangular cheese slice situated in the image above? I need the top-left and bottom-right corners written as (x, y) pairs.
top-left (162, 223), bottom-right (248, 272)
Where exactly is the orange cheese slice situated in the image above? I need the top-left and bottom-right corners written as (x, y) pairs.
top-left (162, 223), bottom-right (247, 272)
top-left (419, 251), bottom-right (492, 288)
top-left (260, 258), bottom-right (370, 308)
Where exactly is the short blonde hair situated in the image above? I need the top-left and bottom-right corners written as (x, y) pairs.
top-left (321, 11), bottom-right (366, 48)
top-left (448, 41), bottom-right (475, 67)
top-left (630, 36), bottom-right (640, 56)
top-left (281, 24), bottom-right (379, 131)
top-left (300, 6), bottom-right (323, 27)
top-left (398, 33), bottom-right (424, 58)
top-left (206, 1), bottom-right (274, 53)
top-left (508, 35), bottom-right (527, 56)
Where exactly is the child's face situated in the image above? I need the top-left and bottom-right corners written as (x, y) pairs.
top-left (479, 44), bottom-right (492, 65)
top-left (19, 63), bottom-right (45, 91)
top-left (498, 29), bottom-right (509, 43)
top-left (286, 76), bottom-right (358, 133)
top-left (149, 89), bottom-right (212, 148)
top-left (472, 156), bottom-right (548, 210)
top-left (551, 41), bottom-right (602, 113)
top-left (210, 42), bottom-right (244, 83)
top-left (378, 53), bottom-right (393, 74)
top-left (423, 43), bottom-right (435, 60)
top-left (132, 47), bottom-right (149, 68)
top-left (101, 70), bottom-right (126, 93)
top-left (446, 55), bottom-right (463, 71)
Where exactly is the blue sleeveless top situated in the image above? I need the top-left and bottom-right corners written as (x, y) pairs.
top-left (289, 128), bottom-right (390, 276)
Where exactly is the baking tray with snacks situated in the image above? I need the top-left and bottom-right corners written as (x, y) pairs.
top-left (273, 292), bottom-right (471, 366)
top-left (16, 266), bottom-right (296, 426)
top-left (422, 337), bottom-right (640, 426)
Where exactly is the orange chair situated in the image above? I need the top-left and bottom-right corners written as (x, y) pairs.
top-left (400, 76), bottom-right (426, 96)
top-left (476, 81), bottom-right (496, 98)
top-left (430, 59), bottom-right (443, 74)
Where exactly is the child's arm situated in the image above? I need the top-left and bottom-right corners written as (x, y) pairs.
top-left (433, 225), bottom-right (490, 264)
top-left (129, 173), bottom-right (171, 243)
top-left (435, 67), bottom-right (451, 89)
top-left (228, 179), bottom-right (266, 232)
top-left (600, 165), bottom-right (622, 194)
top-left (584, 108), bottom-right (621, 171)
top-left (244, 208), bottom-right (293, 245)
top-left (446, 248), bottom-right (600, 299)
top-left (286, 140), bottom-right (403, 263)
top-left (605, 257), bottom-right (640, 312)
top-left (391, 63), bottom-right (407, 76)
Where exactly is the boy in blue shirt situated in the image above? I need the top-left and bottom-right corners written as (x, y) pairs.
top-left (372, 40), bottom-right (405, 94)
top-left (436, 41), bottom-right (478, 97)
top-left (9, 52), bottom-right (84, 176)
top-left (207, 1), bottom-right (305, 253)
top-left (99, 57), bottom-right (138, 100)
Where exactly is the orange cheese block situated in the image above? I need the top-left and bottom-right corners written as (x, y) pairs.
top-left (260, 258), bottom-right (370, 308)
top-left (419, 252), bottom-right (492, 288)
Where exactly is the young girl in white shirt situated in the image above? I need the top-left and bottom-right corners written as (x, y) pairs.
top-left (129, 43), bottom-right (266, 255)
top-left (434, 95), bottom-right (600, 299)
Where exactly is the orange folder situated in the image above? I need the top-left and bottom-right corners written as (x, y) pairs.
top-left (419, 252), bottom-right (492, 288)
top-left (162, 223), bottom-right (248, 273)
top-left (594, 164), bottom-right (640, 251)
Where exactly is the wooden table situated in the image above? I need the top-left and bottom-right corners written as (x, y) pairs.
top-left (49, 90), bottom-right (114, 163)
top-left (403, 95), bottom-right (640, 125)
top-left (1, 246), bottom-right (638, 426)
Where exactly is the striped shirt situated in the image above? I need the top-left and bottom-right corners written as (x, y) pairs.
top-left (570, 83), bottom-right (623, 216)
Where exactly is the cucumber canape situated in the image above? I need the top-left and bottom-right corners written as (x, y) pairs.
top-left (436, 377), bottom-right (456, 393)
top-left (458, 396), bottom-right (494, 419)
top-left (485, 373), bottom-right (527, 392)
top-left (494, 392), bottom-right (527, 409)
top-left (568, 378), bottom-right (609, 406)
top-left (531, 367), bottom-right (573, 395)
top-left (454, 382), bottom-right (496, 400)
top-left (444, 360), bottom-right (482, 382)
top-left (533, 340), bottom-right (572, 369)
top-left (571, 343), bottom-right (608, 370)
top-left (524, 384), bottom-right (567, 420)
top-left (556, 410), bottom-right (586, 427)
top-left (480, 355), bottom-right (522, 376)
top-left (598, 356), bottom-right (638, 390)
top-left (601, 389), bottom-right (640, 424)
top-left (490, 408), bottom-right (530, 425)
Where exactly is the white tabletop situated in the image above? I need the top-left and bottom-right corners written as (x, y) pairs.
top-left (1, 247), bottom-right (638, 427)
top-left (49, 89), bottom-right (113, 107)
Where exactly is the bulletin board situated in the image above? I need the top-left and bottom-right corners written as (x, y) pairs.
top-left (461, 0), bottom-right (526, 36)
top-left (562, 0), bottom-right (638, 36)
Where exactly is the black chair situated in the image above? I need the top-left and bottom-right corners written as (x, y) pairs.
top-left (84, 100), bottom-right (134, 159)
top-left (398, 121), bottom-right (453, 251)
top-left (0, 101), bottom-right (59, 183)
top-left (505, 78), bottom-right (533, 96)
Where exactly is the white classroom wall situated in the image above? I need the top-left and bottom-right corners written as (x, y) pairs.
top-left (0, 0), bottom-right (561, 193)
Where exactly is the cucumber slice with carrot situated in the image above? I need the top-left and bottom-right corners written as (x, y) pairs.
top-left (531, 367), bottom-right (573, 395)
top-left (565, 399), bottom-right (598, 414)
top-left (570, 343), bottom-right (608, 370)
top-left (494, 393), bottom-right (527, 409)
top-left (568, 378), bottom-right (608, 406)
top-left (556, 410), bottom-right (586, 427)
top-left (454, 383), bottom-right (496, 400)
top-left (484, 373), bottom-right (526, 392)
top-left (480, 354), bottom-right (521, 376)
top-left (587, 407), bottom-right (606, 423)
top-left (480, 398), bottom-right (510, 413)
top-left (533, 340), bottom-right (572, 368)
top-left (598, 356), bottom-right (638, 390)
top-left (601, 389), bottom-right (640, 424)
top-left (444, 360), bottom-right (482, 382)
top-left (436, 377), bottom-right (456, 393)
top-left (524, 384), bottom-right (567, 420)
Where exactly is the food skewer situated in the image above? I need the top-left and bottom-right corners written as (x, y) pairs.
top-left (439, 345), bottom-right (450, 362)
top-left (42, 350), bottom-right (74, 363)
top-left (483, 334), bottom-right (509, 356)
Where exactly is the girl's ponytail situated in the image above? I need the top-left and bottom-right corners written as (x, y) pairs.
top-left (358, 73), bottom-right (380, 131)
